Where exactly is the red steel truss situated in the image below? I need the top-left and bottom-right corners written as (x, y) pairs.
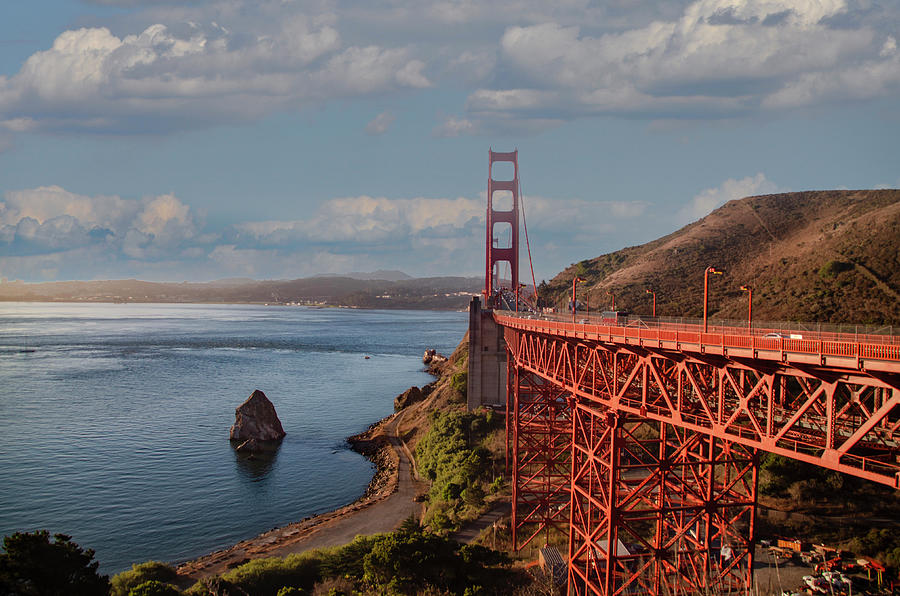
top-left (498, 314), bottom-right (900, 488)
top-left (497, 313), bottom-right (899, 594)
top-left (568, 404), bottom-right (757, 595)
top-left (509, 360), bottom-right (572, 549)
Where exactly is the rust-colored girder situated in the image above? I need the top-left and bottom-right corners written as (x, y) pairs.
top-left (568, 405), bottom-right (757, 595)
top-left (509, 365), bottom-right (572, 549)
top-left (499, 314), bottom-right (900, 488)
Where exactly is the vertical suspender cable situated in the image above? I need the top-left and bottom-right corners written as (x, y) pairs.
top-left (519, 177), bottom-right (539, 307)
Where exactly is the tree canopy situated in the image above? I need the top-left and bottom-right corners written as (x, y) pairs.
top-left (0, 530), bottom-right (109, 596)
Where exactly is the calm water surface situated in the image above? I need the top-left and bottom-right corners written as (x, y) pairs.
top-left (0, 303), bottom-right (467, 573)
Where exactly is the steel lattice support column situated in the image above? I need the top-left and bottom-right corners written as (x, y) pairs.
top-left (510, 362), bottom-right (573, 550)
top-left (568, 402), bottom-right (758, 596)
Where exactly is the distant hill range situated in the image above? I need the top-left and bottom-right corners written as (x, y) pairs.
top-left (540, 189), bottom-right (900, 326)
top-left (0, 273), bottom-right (481, 310)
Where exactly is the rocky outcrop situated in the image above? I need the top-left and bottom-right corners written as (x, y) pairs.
top-left (422, 349), bottom-right (447, 365)
top-left (230, 390), bottom-right (286, 443)
top-left (394, 386), bottom-right (425, 410)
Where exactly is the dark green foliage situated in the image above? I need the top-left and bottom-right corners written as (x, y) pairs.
top-left (415, 410), bottom-right (502, 510)
top-left (219, 553), bottom-right (323, 596)
top-left (361, 524), bottom-right (512, 594)
top-left (316, 535), bottom-right (379, 580)
top-left (189, 526), bottom-right (514, 596)
top-left (450, 371), bottom-right (468, 397)
top-left (128, 579), bottom-right (181, 596)
top-left (0, 530), bottom-right (109, 596)
top-left (818, 260), bottom-right (853, 279)
top-left (111, 561), bottom-right (179, 596)
top-left (760, 452), bottom-right (846, 497)
top-left (847, 528), bottom-right (900, 568)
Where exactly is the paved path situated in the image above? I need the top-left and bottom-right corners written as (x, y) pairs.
top-left (450, 501), bottom-right (511, 545)
top-left (266, 413), bottom-right (426, 557)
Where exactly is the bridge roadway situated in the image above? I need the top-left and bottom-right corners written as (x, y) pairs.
top-left (495, 309), bottom-right (900, 487)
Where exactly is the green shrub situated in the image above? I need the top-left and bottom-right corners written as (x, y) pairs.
top-left (276, 587), bottom-right (301, 596)
top-left (316, 534), bottom-right (379, 580)
top-left (415, 410), bottom-right (501, 510)
top-left (361, 525), bottom-right (512, 594)
top-left (128, 579), bottom-right (181, 596)
top-left (818, 260), bottom-right (853, 279)
top-left (450, 371), bottom-right (468, 397)
top-left (111, 561), bottom-right (179, 596)
top-left (220, 553), bottom-right (323, 596)
top-left (847, 528), bottom-right (900, 568)
top-left (0, 530), bottom-right (109, 596)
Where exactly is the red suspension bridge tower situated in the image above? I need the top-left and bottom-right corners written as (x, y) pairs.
top-left (471, 150), bottom-right (900, 596)
top-left (485, 149), bottom-right (520, 303)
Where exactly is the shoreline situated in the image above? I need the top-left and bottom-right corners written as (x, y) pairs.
top-left (174, 356), bottom-right (447, 583)
top-left (175, 405), bottom-right (416, 583)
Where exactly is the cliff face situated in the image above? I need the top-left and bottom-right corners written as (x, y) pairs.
top-left (541, 189), bottom-right (900, 325)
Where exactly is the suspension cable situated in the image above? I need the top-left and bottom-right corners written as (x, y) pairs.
top-left (519, 176), bottom-right (539, 308)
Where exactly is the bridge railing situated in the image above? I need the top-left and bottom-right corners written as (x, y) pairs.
top-left (496, 309), bottom-right (900, 370)
top-left (502, 307), bottom-right (900, 345)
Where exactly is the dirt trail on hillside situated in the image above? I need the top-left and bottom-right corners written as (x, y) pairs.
top-left (175, 410), bottom-right (427, 584)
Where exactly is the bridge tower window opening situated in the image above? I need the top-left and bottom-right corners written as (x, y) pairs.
top-left (490, 160), bottom-right (516, 182)
top-left (492, 222), bottom-right (513, 250)
top-left (491, 189), bottom-right (514, 212)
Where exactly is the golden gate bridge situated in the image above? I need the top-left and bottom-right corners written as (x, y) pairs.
top-left (469, 149), bottom-right (900, 595)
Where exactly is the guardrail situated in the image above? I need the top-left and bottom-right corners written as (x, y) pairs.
top-left (495, 310), bottom-right (900, 368)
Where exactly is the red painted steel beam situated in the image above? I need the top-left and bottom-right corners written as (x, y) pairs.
top-left (510, 366), bottom-right (572, 549)
top-left (498, 315), bottom-right (900, 488)
top-left (568, 404), bottom-right (756, 595)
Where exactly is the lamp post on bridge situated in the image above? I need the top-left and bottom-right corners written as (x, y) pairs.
top-left (740, 285), bottom-right (753, 333)
top-left (646, 288), bottom-right (656, 318)
top-left (572, 276), bottom-right (585, 322)
top-left (606, 290), bottom-right (615, 311)
top-left (703, 266), bottom-right (723, 333)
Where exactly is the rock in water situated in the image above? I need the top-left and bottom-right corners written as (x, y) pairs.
top-left (230, 390), bottom-right (286, 442)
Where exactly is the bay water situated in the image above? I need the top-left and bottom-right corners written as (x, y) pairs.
top-left (0, 302), bottom-right (467, 574)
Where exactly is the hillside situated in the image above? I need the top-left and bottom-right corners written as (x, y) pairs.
top-left (0, 275), bottom-right (481, 310)
top-left (540, 189), bottom-right (900, 326)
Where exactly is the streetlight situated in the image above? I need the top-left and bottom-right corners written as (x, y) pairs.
top-left (740, 285), bottom-right (752, 333)
top-left (572, 276), bottom-right (585, 322)
top-left (703, 266), bottom-right (724, 332)
top-left (645, 288), bottom-right (656, 318)
top-left (606, 290), bottom-right (615, 311)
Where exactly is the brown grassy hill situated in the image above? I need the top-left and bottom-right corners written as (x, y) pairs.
top-left (541, 189), bottom-right (900, 326)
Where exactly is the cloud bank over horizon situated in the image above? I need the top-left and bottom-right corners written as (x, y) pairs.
top-left (0, 185), bottom-right (671, 282)
top-left (0, 0), bottom-right (896, 283)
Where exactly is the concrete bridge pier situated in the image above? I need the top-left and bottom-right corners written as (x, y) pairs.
top-left (467, 297), bottom-right (506, 410)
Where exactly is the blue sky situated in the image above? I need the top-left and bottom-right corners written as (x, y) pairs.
top-left (1, 0), bottom-right (898, 283)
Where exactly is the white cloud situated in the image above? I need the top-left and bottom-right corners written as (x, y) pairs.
top-left (2, 0), bottom-right (897, 139)
top-left (365, 111), bottom-right (396, 135)
top-left (0, 186), bottom-right (200, 259)
top-left (232, 196), bottom-right (483, 245)
top-left (679, 173), bottom-right (781, 223)
top-left (457, 0), bottom-right (900, 130)
top-left (0, 15), bottom-right (429, 135)
top-left (434, 115), bottom-right (477, 137)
